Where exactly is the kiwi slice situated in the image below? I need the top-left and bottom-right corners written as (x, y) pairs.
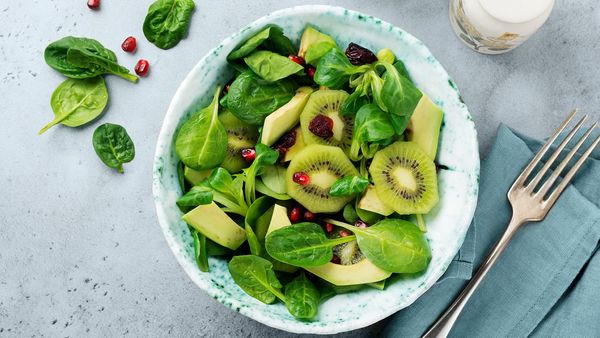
top-left (286, 144), bottom-right (359, 213)
top-left (369, 141), bottom-right (438, 214)
top-left (219, 110), bottom-right (258, 173)
top-left (334, 240), bottom-right (364, 265)
top-left (300, 90), bottom-right (354, 153)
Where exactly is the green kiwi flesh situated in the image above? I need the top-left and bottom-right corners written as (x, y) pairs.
top-left (219, 110), bottom-right (258, 173)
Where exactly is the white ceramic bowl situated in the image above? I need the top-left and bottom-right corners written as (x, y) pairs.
top-left (152, 5), bottom-right (479, 334)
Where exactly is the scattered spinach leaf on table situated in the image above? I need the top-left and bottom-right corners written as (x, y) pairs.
top-left (92, 123), bottom-right (135, 173)
top-left (285, 272), bottom-right (320, 320)
top-left (228, 255), bottom-right (285, 304)
top-left (175, 86), bottom-right (227, 170)
top-left (143, 0), bottom-right (196, 50)
top-left (329, 176), bottom-right (369, 197)
top-left (39, 77), bottom-right (108, 135)
top-left (244, 50), bottom-right (303, 82)
top-left (66, 48), bottom-right (138, 83)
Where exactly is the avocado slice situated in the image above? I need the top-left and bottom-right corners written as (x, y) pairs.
top-left (261, 87), bottom-right (314, 146)
top-left (306, 259), bottom-right (392, 286)
top-left (405, 95), bottom-right (444, 159)
top-left (283, 127), bottom-right (306, 162)
top-left (184, 167), bottom-right (212, 185)
top-left (299, 26), bottom-right (338, 65)
top-left (266, 204), bottom-right (292, 235)
top-left (358, 185), bottom-right (394, 216)
top-left (182, 202), bottom-right (246, 250)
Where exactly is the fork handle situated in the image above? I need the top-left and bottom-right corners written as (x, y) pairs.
top-left (422, 215), bottom-right (524, 338)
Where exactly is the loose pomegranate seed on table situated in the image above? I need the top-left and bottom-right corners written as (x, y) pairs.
top-left (325, 223), bottom-right (334, 233)
top-left (241, 148), bottom-right (256, 162)
top-left (87, 0), bottom-right (100, 9)
top-left (309, 114), bottom-right (334, 138)
top-left (288, 55), bottom-right (305, 66)
top-left (303, 210), bottom-right (316, 221)
top-left (121, 36), bottom-right (137, 53)
top-left (293, 172), bottom-right (310, 186)
top-left (289, 206), bottom-right (303, 223)
top-left (306, 67), bottom-right (316, 79)
top-left (134, 59), bottom-right (149, 76)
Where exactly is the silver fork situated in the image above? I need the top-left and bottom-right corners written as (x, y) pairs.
top-left (423, 110), bottom-right (600, 338)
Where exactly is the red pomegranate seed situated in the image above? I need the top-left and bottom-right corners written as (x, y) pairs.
top-left (288, 54), bottom-right (305, 66)
top-left (339, 230), bottom-right (351, 237)
top-left (293, 172), bottom-right (310, 186)
top-left (303, 211), bottom-right (316, 221)
top-left (307, 67), bottom-right (316, 79)
top-left (121, 36), bottom-right (137, 53)
top-left (330, 255), bottom-right (341, 264)
top-left (354, 220), bottom-right (368, 228)
top-left (135, 59), bottom-right (149, 76)
top-left (308, 114), bottom-right (334, 138)
top-left (289, 207), bottom-right (303, 223)
top-left (325, 223), bottom-right (334, 233)
top-left (87, 0), bottom-right (100, 9)
top-left (224, 83), bottom-right (231, 94)
top-left (241, 148), bottom-right (256, 162)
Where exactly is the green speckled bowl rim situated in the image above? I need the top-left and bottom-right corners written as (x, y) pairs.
top-left (153, 5), bottom-right (479, 334)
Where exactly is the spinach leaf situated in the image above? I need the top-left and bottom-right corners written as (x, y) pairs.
top-left (206, 239), bottom-right (232, 256)
top-left (39, 77), bottom-right (108, 135)
top-left (207, 167), bottom-right (234, 194)
top-left (244, 50), bottom-right (303, 82)
top-left (242, 144), bottom-right (279, 204)
top-left (340, 89), bottom-right (369, 116)
top-left (191, 227), bottom-right (209, 272)
top-left (44, 37), bottom-right (122, 79)
top-left (393, 59), bottom-right (412, 82)
top-left (226, 71), bottom-right (296, 125)
top-left (175, 86), bottom-right (228, 170)
top-left (380, 62), bottom-right (422, 128)
top-left (245, 196), bottom-right (275, 255)
top-left (265, 222), bottom-right (356, 267)
top-left (326, 219), bottom-right (431, 273)
top-left (329, 176), bottom-right (369, 197)
top-left (177, 161), bottom-right (186, 192)
top-left (349, 104), bottom-right (395, 160)
top-left (176, 185), bottom-right (213, 208)
top-left (342, 204), bottom-right (359, 223)
top-left (260, 165), bottom-right (287, 195)
top-left (92, 123), bottom-right (135, 173)
top-left (285, 273), bottom-right (320, 320)
top-left (196, 168), bottom-right (249, 215)
top-left (304, 40), bottom-right (337, 66)
top-left (227, 25), bottom-right (294, 61)
top-left (314, 48), bottom-right (368, 89)
top-left (228, 255), bottom-right (285, 304)
top-left (143, 0), bottom-right (195, 49)
top-left (66, 48), bottom-right (138, 83)
top-left (256, 180), bottom-right (292, 200)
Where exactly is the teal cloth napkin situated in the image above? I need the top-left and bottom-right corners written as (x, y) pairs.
top-left (382, 125), bottom-right (600, 337)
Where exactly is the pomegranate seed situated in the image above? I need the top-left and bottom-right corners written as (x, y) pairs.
top-left (303, 211), bottom-right (317, 221)
top-left (306, 67), bottom-right (316, 79)
top-left (288, 54), bottom-right (305, 66)
top-left (293, 172), bottom-right (310, 186)
top-left (354, 220), bottom-right (368, 228)
top-left (241, 148), bottom-right (256, 162)
top-left (289, 207), bottom-right (303, 223)
top-left (339, 230), bottom-right (351, 237)
top-left (308, 114), bottom-right (334, 138)
top-left (325, 223), bottom-right (334, 233)
top-left (87, 0), bottom-right (100, 9)
top-left (121, 36), bottom-right (137, 53)
top-left (135, 59), bottom-right (150, 76)
top-left (224, 83), bottom-right (231, 94)
top-left (330, 255), bottom-right (341, 264)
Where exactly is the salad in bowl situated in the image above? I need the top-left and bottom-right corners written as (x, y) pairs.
top-left (153, 5), bottom-right (478, 334)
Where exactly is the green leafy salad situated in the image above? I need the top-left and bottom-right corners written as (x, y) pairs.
top-left (175, 25), bottom-right (444, 320)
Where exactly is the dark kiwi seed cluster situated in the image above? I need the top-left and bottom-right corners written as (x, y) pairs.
top-left (382, 156), bottom-right (427, 200)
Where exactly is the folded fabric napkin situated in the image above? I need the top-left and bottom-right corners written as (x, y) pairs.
top-left (382, 124), bottom-right (600, 337)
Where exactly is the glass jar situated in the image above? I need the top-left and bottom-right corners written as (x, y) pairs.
top-left (449, 0), bottom-right (555, 54)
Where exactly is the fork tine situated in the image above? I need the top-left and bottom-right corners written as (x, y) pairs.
top-left (512, 110), bottom-right (578, 188)
top-left (537, 122), bottom-right (597, 197)
top-left (544, 132), bottom-right (600, 208)
top-left (526, 114), bottom-right (588, 191)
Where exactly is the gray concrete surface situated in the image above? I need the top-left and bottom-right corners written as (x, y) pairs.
top-left (1, 0), bottom-right (598, 337)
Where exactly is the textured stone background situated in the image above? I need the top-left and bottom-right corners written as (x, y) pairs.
top-left (1, 0), bottom-right (598, 337)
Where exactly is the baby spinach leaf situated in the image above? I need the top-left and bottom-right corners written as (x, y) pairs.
top-left (304, 41), bottom-right (337, 66)
top-left (393, 59), bottom-right (412, 82)
top-left (349, 104), bottom-right (395, 160)
top-left (177, 161), bottom-right (186, 192)
top-left (176, 185), bottom-right (213, 208)
top-left (207, 167), bottom-right (234, 195)
top-left (244, 50), bottom-right (304, 82)
top-left (245, 196), bottom-right (275, 255)
top-left (228, 255), bottom-right (285, 304)
top-left (143, 0), bottom-right (195, 50)
top-left (39, 77), bottom-right (108, 135)
top-left (92, 123), bottom-right (135, 173)
top-left (355, 199), bottom-right (382, 225)
top-left (265, 222), bottom-right (356, 267)
top-left (242, 144), bottom-right (280, 204)
top-left (226, 71), bottom-right (296, 125)
top-left (256, 180), bottom-right (292, 200)
top-left (326, 218), bottom-right (431, 273)
top-left (342, 204), bottom-right (359, 223)
top-left (227, 25), bottom-right (294, 61)
top-left (314, 48), bottom-right (369, 89)
top-left (175, 86), bottom-right (228, 170)
top-left (206, 239), bottom-right (232, 256)
top-left (285, 273), bottom-right (320, 320)
top-left (191, 227), bottom-right (209, 272)
top-left (340, 89), bottom-right (369, 116)
top-left (260, 165), bottom-right (287, 195)
top-left (44, 36), bottom-right (118, 79)
top-left (329, 176), bottom-right (369, 197)
top-left (66, 48), bottom-right (138, 83)
top-left (380, 62), bottom-right (422, 126)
